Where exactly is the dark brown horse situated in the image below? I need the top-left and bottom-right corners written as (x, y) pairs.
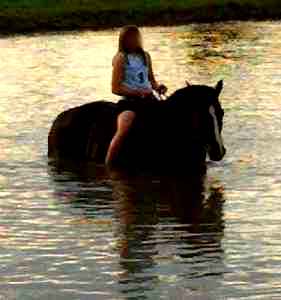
top-left (48, 81), bottom-right (226, 172)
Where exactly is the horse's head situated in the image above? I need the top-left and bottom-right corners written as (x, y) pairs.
top-left (166, 80), bottom-right (226, 162)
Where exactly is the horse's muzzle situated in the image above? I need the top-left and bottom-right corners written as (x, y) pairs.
top-left (209, 146), bottom-right (226, 162)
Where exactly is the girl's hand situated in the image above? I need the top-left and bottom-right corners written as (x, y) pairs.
top-left (138, 88), bottom-right (153, 98)
top-left (156, 84), bottom-right (168, 95)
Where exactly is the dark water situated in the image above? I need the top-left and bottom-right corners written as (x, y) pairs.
top-left (0, 22), bottom-right (281, 299)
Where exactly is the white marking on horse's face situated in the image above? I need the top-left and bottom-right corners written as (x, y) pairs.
top-left (209, 105), bottom-right (224, 156)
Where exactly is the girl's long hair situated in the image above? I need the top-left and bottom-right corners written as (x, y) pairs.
top-left (118, 25), bottom-right (147, 65)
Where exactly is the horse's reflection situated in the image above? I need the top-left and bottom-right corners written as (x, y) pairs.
top-left (109, 169), bottom-right (225, 260)
top-left (48, 162), bottom-right (225, 296)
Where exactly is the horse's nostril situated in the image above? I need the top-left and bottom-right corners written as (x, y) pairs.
top-left (209, 145), bottom-right (226, 161)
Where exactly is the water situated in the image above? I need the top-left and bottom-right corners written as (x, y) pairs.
top-left (0, 21), bottom-right (281, 299)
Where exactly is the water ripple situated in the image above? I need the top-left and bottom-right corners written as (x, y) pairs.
top-left (0, 22), bottom-right (281, 299)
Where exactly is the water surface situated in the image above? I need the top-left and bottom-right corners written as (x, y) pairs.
top-left (0, 22), bottom-right (281, 299)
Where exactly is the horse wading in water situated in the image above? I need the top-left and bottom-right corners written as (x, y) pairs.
top-left (48, 80), bottom-right (226, 172)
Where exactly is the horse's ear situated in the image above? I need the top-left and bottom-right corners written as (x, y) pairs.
top-left (215, 80), bottom-right (223, 95)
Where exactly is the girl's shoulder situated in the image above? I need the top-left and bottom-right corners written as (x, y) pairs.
top-left (112, 52), bottom-right (126, 66)
top-left (144, 51), bottom-right (152, 63)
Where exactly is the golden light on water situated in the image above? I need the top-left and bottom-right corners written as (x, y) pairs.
top-left (0, 22), bottom-right (281, 298)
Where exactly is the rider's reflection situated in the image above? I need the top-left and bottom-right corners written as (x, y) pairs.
top-left (49, 162), bottom-right (226, 297)
top-left (109, 169), bottom-right (226, 291)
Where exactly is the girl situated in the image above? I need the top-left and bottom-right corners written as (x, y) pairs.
top-left (106, 25), bottom-right (167, 165)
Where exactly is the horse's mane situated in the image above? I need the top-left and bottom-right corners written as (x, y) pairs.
top-left (165, 85), bottom-right (218, 110)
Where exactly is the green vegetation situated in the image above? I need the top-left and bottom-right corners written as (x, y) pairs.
top-left (1, 0), bottom-right (281, 35)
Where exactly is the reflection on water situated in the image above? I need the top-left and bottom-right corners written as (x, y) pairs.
top-left (48, 163), bottom-right (225, 299)
top-left (1, 21), bottom-right (281, 299)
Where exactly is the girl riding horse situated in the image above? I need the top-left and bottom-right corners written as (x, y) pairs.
top-left (106, 25), bottom-right (168, 165)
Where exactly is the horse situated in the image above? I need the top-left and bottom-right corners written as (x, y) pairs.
top-left (48, 81), bottom-right (226, 172)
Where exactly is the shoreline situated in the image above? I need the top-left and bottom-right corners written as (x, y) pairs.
top-left (0, 4), bottom-right (281, 36)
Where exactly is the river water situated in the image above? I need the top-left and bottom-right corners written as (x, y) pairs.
top-left (0, 21), bottom-right (281, 299)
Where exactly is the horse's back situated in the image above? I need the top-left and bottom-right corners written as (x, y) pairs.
top-left (48, 101), bottom-right (117, 161)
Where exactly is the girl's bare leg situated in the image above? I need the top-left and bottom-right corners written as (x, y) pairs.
top-left (105, 110), bottom-right (136, 165)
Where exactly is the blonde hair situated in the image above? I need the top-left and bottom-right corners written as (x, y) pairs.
top-left (118, 25), bottom-right (147, 65)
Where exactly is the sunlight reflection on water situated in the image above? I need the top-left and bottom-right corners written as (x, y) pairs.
top-left (0, 21), bottom-right (281, 299)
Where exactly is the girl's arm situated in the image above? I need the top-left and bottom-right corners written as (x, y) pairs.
top-left (146, 52), bottom-right (168, 95)
top-left (111, 53), bottom-right (151, 98)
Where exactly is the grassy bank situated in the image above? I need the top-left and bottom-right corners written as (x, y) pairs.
top-left (1, 0), bottom-right (281, 35)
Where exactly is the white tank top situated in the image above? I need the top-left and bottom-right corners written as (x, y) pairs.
top-left (122, 53), bottom-right (152, 91)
